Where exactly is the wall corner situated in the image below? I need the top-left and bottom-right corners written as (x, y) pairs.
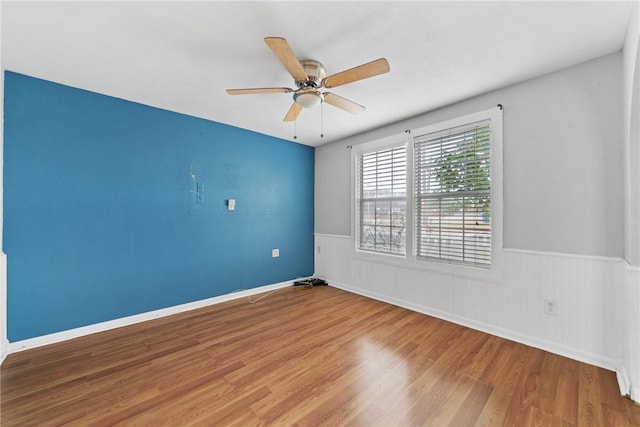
top-left (0, 252), bottom-right (7, 365)
top-left (620, 261), bottom-right (640, 402)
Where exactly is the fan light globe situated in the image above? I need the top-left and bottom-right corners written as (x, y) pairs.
top-left (294, 92), bottom-right (322, 108)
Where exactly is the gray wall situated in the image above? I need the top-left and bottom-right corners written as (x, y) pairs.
top-left (627, 50), bottom-right (639, 265)
top-left (623, 8), bottom-right (640, 266)
top-left (314, 141), bottom-right (351, 236)
top-left (315, 52), bottom-right (623, 258)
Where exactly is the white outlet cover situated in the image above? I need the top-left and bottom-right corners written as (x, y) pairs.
top-left (544, 299), bottom-right (557, 315)
top-left (272, 249), bottom-right (279, 258)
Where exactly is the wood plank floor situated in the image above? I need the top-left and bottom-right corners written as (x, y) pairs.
top-left (1, 285), bottom-right (639, 426)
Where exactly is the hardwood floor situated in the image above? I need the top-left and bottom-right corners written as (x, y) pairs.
top-left (1, 285), bottom-right (639, 426)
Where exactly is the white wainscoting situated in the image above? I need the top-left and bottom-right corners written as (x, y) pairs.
top-left (621, 262), bottom-right (640, 401)
top-left (315, 233), bottom-right (625, 375)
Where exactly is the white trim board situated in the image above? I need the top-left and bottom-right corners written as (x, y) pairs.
top-left (314, 233), bottom-right (352, 240)
top-left (617, 363), bottom-right (632, 398)
top-left (329, 280), bottom-right (619, 372)
top-left (6, 280), bottom-right (295, 356)
top-left (625, 262), bottom-right (640, 272)
top-left (0, 339), bottom-right (8, 365)
top-left (504, 247), bottom-right (624, 264)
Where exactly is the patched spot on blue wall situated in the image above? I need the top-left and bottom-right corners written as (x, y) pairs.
top-left (3, 71), bottom-right (314, 341)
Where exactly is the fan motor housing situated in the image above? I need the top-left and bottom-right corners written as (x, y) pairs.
top-left (297, 59), bottom-right (325, 88)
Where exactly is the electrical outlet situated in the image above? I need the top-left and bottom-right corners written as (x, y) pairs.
top-left (317, 245), bottom-right (321, 254)
top-left (272, 249), bottom-right (279, 258)
top-left (544, 299), bottom-right (557, 316)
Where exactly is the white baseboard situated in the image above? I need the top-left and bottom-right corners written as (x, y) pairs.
top-left (329, 280), bottom-right (618, 372)
top-left (617, 363), bottom-right (632, 397)
top-left (7, 280), bottom-right (295, 355)
top-left (0, 339), bottom-right (8, 365)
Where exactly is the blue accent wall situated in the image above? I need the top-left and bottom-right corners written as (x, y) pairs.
top-left (3, 71), bottom-right (314, 341)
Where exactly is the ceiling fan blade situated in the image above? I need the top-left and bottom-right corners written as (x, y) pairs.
top-left (283, 102), bottom-right (303, 122)
top-left (264, 37), bottom-right (308, 82)
top-left (226, 87), bottom-right (293, 95)
top-left (323, 58), bottom-right (390, 89)
top-left (323, 92), bottom-right (366, 114)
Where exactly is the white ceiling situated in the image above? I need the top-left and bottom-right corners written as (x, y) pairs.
top-left (1, 1), bottom-right (634, 147)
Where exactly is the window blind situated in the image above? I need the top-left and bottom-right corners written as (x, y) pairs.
top-left (414, 120), bottom-right (491, 266)
top-left (357, 145), bottom-right (407, 255)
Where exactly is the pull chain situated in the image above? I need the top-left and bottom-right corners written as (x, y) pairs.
top-left (293, 117), bottom-right (297, 140)
top-left (320, 101), bottom-right (324, 138)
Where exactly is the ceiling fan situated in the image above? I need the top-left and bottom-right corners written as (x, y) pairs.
top-left (226, 37), bottom-right (390, 122)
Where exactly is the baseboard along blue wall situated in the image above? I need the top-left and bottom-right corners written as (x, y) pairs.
top-left (3, 71), bottom-right (315, 341)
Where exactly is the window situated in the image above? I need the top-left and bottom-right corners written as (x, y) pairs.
top-left (352, 107), bottom-right (502, 273)
top-left (414, 120), bottom-right (492, 266)
top-left (356, 145), bottom-right (407, 255)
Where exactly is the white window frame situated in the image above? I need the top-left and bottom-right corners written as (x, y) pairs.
top-left (353, 134), bottom-right (409, 258)
top-left (414, 118), bottom-right (492, 267)
top-left (351, 107), bottom-right (503, 283)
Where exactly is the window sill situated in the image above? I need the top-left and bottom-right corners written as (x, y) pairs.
top-left (352, 248), bottom-right (505, 285)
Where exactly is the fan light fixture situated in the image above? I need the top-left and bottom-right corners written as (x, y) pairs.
top-left (226, 37), bottom-right (390, 123)
top-left (294, 91), bottom-right (323, 108)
